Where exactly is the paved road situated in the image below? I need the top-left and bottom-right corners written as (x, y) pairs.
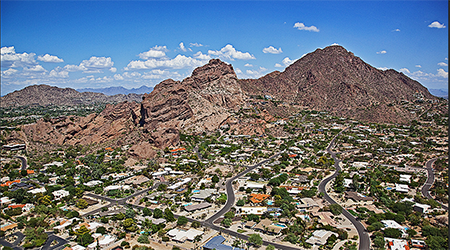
top-left (0, 231), bottom-right (24, 250)
top-left (204, 150), bottom-right (284, 225)
top-left (318, 128), bottom-right (370, 250)
top-left (13, 155), bottom-right (27, 170)
top-left (40, 232), bottom-right (69, 250)
top-left (421, 157), bottom-right (448, 210)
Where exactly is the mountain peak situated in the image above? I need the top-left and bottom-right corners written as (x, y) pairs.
top-left (191, 59), bottom-right (236, 78)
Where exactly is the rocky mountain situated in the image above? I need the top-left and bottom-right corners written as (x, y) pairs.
top-left (241, 45), bottom-right (436, 123)
top-left (77, 85), bottom-right (153, 96)
top-left (429, 89), bottom-right (448, 98)
top-left (0, 85), bottom-right (144, 107)
top-left (11, 46), bottom-right (444, 158)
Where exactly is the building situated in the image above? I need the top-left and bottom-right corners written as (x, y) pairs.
top-left (253, 218), bottom-right (285, 235)
top-left (203, 235), bottom-right (245, 250)
top-left (306, 230), bottom-right (338, 246)
top-left (191, 189), bottom-right (217, 202)
top-left (381, 220), bottom-right (407, 237)
top-left (52, 190), bottom-right (70, 200)
top-left (238, 206), bottom-right (267, 215)
top-left (395, 184), bottom-right (409, 193)
top-left (84, 180), bottom-right (103, 187)
top-left (385, 237), bottom-right (409, 250)
top-left (184, 203), bottom-right (211, 212)
top-left (167, 228), bottom-right (203, 242)
top-left (249, 193), bottom-right (271, 204)
top-left (413, 203), bottom-right (431, 213)
top-left (344, 192), bottom-right (373, 202)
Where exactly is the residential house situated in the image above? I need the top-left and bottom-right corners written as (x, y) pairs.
top-left (203, 235), bottom-right (245, 250)
top-left (306, 230), bottom-right (338, 246)
top-left (167, 228), bottom-right (203, 242)
top-left (191, 189), bottom-right (217, 202)
top-left (385, 237), bottom-right (409, 250)
top-left (249, 193), bottom-right (270, 204)
top-left (52, 190), bottom-right (70, 200)
top-left (184, 203), bottom-right (211, 212)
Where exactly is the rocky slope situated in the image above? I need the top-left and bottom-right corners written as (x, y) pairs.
top-left (240, 45), bottom-right (436, 123)
top-left (10, 46), bottom-right (443, 158)
top-left (0, 84), bottom-right (143, 107)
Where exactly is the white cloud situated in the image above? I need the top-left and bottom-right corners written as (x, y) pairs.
top-left (293, 22), bottom-right (319, 32)
top-left (193, 51), bottom-right (211, 60)
top-left (282, 57), bottom-right (295, 66)
top-left (393, 29), bottom-right (400, 32)
top-left (125, 54), bottom-right (206, 70)
top-left (244, 63), bottom-right (253, 67)
top-left (239, 66), bottom-right (268, 79)
top-left (377, 67), bottom-right (389, 71)
top-left (138, 45), bottom-right (168, 59)
top-left (428, 21), bottom-right (446, 29)
top-left (437, 62), bottom-right (448, 67)
top-left (376, 50), bottom-right (387, 54)
top-left (437, 68), bottom-right (448, 78)
top-left (190, 43), bottom-right (204, 47)
top-left (179, 42), bottom-right (191, 52)
top-left (235, 68), bottom-right (243, 74)
top-left (109, 67), bottom-right (117, 73)
top-left (400, 68), bottom-right (410, 74)
top-left (37, 54), bottom-right (64, 63)
top-left (415, 65), bottom-right (422, 68)
top-left (1, 46), bottom-right (36, 68)
top-left (49, 69), bottom-right (69, 78)
top-left (330, 43), bottom-right (339, 46)
top-left (64, 64), bottom-right (86, 72)
top-left (1, 68), bottom-right (18, 77)
top-left (262, 46), bottom-right (283, 54)
top-left (208, 44), bottom-right (255, 60)
top-left (24, 65), bottom-right (47, 72)
top-left (274, 63), bottom-right (283, 68)
top-left (80, 56), bottom-right (114, 69)
top-left (114, 74), bottom-right (124, 80)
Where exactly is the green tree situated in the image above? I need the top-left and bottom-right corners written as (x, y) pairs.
top-left (372, 236), bottom-right (385, 249)
top-left (143, 207), bottom-right (152, 217)
top-left (221, 218), bottom-right (232, 228)
top-left (96, 226), bottom-right (106, 235)
top-left (177, 216), bottom-right (188, 226)
top-left (137, 235), bottom-right (150, 244)
top-left (76, 199), bottom-right (89, 209)
top-left (236, 199), bottom-right (245, 206)
top-left (122, 218), bottom-right (137, 232)
top-left (266, 244), bottom-right (275, 250)
top-left (212, 174), bottom-right (220, 183)
top-left (248, 233), bottom-right (263, 247)
top-left (164, 208), bottom-right (175, 222)
top-left (329, 203), bottom-right (343, 215)
top-left (153, 208), bottom-right (163, 219)
top-left (383, 228), bottom-right (402, 238)
top-left (224, 211), bottom-right (235, 219)
top-left (125, 208), bottom-right (136, 218)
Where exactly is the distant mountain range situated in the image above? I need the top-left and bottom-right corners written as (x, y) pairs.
top-left (0, 85), bottom-right (144, 107)
top-left (428, 88), bottom-right (448, 98)
top-left (77, 86), bottom-right (153, 96)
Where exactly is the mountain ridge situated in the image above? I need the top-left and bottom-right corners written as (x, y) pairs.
top-left (76, 85), bottom-right (154, 96)
top-left (0, 84), bottom-right (144, 107)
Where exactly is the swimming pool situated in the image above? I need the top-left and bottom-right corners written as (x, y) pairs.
top-left (386, 187), bottom-right (392, 190)
top-left (183, 203), bottom-right (193, 206)
top-left (272, 223), bottom-right (287, 228)
top-left (192, 190), bottom-right (200, 193)
top-left (267, 201), bottom-right (273, 205)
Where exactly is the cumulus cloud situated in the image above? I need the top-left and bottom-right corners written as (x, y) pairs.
top-left (282, 57), bottom-right (295, 66)
top-left (80, 56), bottom-right (114, 69)
top-left (1, 68), bottom-right (18, 77)
top-left (293, 22), bottom-right (319, 32)
top-left (208, 44), bottom-right (255, 60)
top-left (179, 42), bottom-right (191, 52)
top-left (330, 43), bottom-right (339, 46)
top-left (437, 68), bottom-right (448, 78)
top-left (400, 68), bottom-right (411, 74)
top-left (1, 46), bottom-right (36, 68)
top-left (125, 54), bottom-right (206, 70)
top-left (377, 67), bottom-right (389, 71)
top-left (24, 65), bottom-right (47, 72)
top-left (49, 68), bottom-right (69, 78)
top-left (428, 21), bottom-right (446, 29)
top-left (376, 50), bottom-right (387, 54)
top-left (235, 68), bottom-right (243, 74)
top-left (236, 66), bottom-right (267, 79)
top-left (244, 63), bottom-right (253, 67)
top-left (138, 45), bottom-right (168, 59)
top-left (437, 62), bottom-right (448, 67)
top-left (274, 63), bottom-right (283, 68)
top-left (262, 46), bottom-right (283, 54)
top-left (109, 67), bottom-right (117, 73)
top-left (190, 43), bottom-right (204, 47)
top-left (37, 54), bottom-right (64, 63)
top-left (114, 74), bottom-right (124, 81)
top-left (415, 65), bottom-right (422, 68)
top-left (393, 29), bottom-right (400, 32)
top-left (193, 51), bottom-right (211, 60)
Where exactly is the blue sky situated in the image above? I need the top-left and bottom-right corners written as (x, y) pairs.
top-left (1, 1), bottom-right (448, 95)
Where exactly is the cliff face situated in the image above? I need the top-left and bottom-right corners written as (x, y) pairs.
top-left (138, 59), bottom-right (245, 148)
top-left (240, 45), bottom-right (436, 123)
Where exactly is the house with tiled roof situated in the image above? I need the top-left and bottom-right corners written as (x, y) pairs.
top-left (249, 193), bottom-right (271, 204)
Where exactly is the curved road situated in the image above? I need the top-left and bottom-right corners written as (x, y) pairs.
top-left (421, 157), bottom-right (448, 210)
top-left (14, 155), bottom-right (27, 170)
top-left (318, 128), bottom-right (370, 250)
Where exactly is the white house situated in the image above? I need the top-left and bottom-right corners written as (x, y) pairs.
top-left (52, 190), bottom-right (70, 200)
top-left (395, 184), bottom-right (409, 193)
